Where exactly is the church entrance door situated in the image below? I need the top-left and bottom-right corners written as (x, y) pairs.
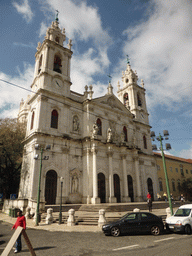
top-left (45, 170), bottom-right (57, 205)
top-left (147, 178), bottom-right (154, 201)
top-left (127, 175), bottom-right (134, 202)
top-left (98, 173), bottom-right (106, 203)
top-left (114, 174), bottom-right (121, 203)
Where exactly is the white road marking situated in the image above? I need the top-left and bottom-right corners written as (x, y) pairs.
top-left (154, 237), bottom-right (175, 243)
top-left (113, 244), bottom-right (140, 251)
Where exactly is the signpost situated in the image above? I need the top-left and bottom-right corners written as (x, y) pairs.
top-left (1, 226), bottom-right (36, 256)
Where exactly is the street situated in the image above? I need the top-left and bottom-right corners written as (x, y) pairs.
top-left (1, 221), bottom-right (192, 256)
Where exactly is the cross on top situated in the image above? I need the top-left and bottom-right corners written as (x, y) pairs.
top-left (126, 55), bottom-right (130, 64)
top-left (108, 74), bottom-right (112, 83)
top-left (55, 10), bottom-right (59, 21)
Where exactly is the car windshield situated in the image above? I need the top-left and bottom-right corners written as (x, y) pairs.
top-left (174, 208), bottom-right (191, 217)
top-left (119, 213), bottom-right (137, 221)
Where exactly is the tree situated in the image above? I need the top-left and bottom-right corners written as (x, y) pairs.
top-left (0, 118), bottom-right (25, 198)
top-left (179, 178), bottom-right (192, 201)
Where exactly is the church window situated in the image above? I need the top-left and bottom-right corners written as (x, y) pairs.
top-left (159, 179), bottom-right (163, 191)
top-left (55, 36), bottom-right (59, 43)
top-left (177, 180), bottom-right (181, 192)
top-left (38, 55), bottom-right (42, 74)
top-left (53, 55), bottom-right (62, 74)
top-left (172, 180), bottom-right (176, 191)
top-left (143, 135), bottom-right (147, 149)
top-left (51, 109), bottom-right (58, 129)
top-left (137, 93), bottom-right (142, 107)
top-left (125, 78), bottom-right (129, 83)
top-left (124, 93), bottom-right (129, 106)
top-left (123, 126), bottom-right (128, 142)
top-left (96, 118), bottom-right (102, 135)
top-left (30, 111), bottom-right (35, 130)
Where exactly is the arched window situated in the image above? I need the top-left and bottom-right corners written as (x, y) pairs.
top-left (38, 55), bottom-right (42, 74)
top-left (30, 111), bottom-right (35, 130)
top-left (53, 55), bottom-right (62, 73)
top-left (123, 126), bottom-right (128, 142)
top-left (137, 93), bottom-right (142, 107)
top-left (51, 109), bottom-right (58, 129)
top-left (55, 36), bottom-right (59, 43)
top-left (124, 93), bottom-right (129, 106)
top-left (96, 118), bottom-right (102, 135)
top-left (143, 135), bottom-right (147, 149)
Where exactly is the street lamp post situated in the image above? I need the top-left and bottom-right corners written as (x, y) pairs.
top-left (59, 177), bottom-right (63, 225)
top-left (151, 130), bottom-right (173, 215)
top-left (34, 144), bottom-right (50, 226)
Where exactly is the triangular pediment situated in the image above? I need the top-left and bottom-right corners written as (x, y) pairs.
top-left (92, 94), bottom-right (133, 117)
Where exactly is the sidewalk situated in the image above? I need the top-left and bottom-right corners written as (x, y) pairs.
top-left (0, 207), bottom-right (175, 233)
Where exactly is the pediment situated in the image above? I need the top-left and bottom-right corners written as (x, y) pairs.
top-left (93, 94), bottom-right (133, 117)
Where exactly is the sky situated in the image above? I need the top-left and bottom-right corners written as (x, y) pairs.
top-left (0, 0), bottom-right (192, 158)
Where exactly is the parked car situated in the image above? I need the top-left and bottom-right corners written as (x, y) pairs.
top-left (102, 212), bottom-right (164, 237)
top-left (166, 204), bottom-right (192, 234)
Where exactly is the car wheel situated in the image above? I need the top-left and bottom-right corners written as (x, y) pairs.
top-left (151, 225), bottom-right (160, 236)
top-left (184, 225), bottom-right (191, 235)
top-left (111, 227), bottom-right (120, 237)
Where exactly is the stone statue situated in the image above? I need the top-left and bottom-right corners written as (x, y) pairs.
top-left (92, 123), bottom-right (98, 138)
top-left (72, 175), bottom-right (78, 193)
top-left (73, 116), bottom-right (79, 131)
top-left (107, 128), bottom-right (113, 143)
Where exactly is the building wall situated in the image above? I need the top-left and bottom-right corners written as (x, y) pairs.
top-left (155, 153), bottom-right (192, 200)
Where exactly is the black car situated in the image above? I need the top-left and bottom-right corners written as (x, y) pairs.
top-left (102, 212), bottom-right (164, 237)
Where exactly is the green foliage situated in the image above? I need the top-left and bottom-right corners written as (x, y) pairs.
top-left (0, 118), bottom-right (25, 198)
top-left (180, 178), bottom-right (192, 200)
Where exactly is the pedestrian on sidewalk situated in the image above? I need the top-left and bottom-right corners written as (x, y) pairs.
top-left (11, 209), bottom-right (26, 254)
top-left (147, 192), bottom-right (152, 212)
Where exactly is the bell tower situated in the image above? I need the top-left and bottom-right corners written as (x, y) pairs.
top-left (117, 59), bottom-right (149, 125)
top-left (31, 13), bottom-right (73, 97)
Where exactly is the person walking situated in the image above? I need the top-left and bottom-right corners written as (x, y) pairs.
top-left (11, 209), bottom-right (26, 253)
top-left (147, 192), bottom-right (152, 212)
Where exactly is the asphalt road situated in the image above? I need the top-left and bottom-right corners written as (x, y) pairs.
top-left (1, 221), bottom-right (192, 256)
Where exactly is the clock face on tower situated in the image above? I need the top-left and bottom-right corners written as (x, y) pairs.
top-left (53, 78), bottom-right (63, 88)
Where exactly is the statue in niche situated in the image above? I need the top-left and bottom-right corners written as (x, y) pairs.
top-left (107, 128), bottom-right (113, 143)
top-left (91, 123), bottom-right (98, 139)
top-left (73, 116), bottom-right (79, 132)
top-left (71, 175), bottom-right (79, 193)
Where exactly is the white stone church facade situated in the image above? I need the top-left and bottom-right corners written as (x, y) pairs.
top-left (17, 18), bottom-right (158, 212)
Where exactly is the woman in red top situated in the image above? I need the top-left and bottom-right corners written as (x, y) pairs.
top-left (147, 192), bottom-right (152, 212)
top-left (11, 210), bottom-right (26, 253)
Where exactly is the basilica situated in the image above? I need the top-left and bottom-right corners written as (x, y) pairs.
top-left (17, 17), bottom-right (158, 213)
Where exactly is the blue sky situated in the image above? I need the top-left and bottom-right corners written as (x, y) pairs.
top-left (0, 0), bottom-right (192, 158)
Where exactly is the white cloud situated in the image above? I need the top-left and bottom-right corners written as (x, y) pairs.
top-left (13, 0), bottom-right (34, 22)
top-left (179, 142), bottom-right (192, 159)
top-left (0, 64), bottom-right (34, 118)
top-left (120, 0), bottom-right (192, 111)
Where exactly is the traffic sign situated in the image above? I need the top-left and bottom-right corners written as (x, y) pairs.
top-left (10, 194), bottom-right (17, 200)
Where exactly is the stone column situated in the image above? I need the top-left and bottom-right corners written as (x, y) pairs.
top-left (107, 146), bottom-right (116, 203)
top-left (134, 156), bottom-right (143, 201)
top-left (91, 142), bottom-right (100, 204)
top-left (43, 43), bottom-right (49, 71)
top-left (86, 148), bottom-right (91, 204)
top-left (121, 154), bottom-right (130, 202)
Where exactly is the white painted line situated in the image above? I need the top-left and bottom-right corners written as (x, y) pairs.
top-left (154, 237), bottom-right (175, 243)
top-left (113, 244), bottom-right (139, 251)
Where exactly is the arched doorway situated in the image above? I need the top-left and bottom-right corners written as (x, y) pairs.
top-left (147, 178), bottom-right (154, 201)
top-left (98, 173), bottom-right (106, 203)
top-left (127, 175), bottom-right (134, 202)
top-left (114, 174), bottom-right (121, 203)
top-left (45, 170), bottom-right (57, 205)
